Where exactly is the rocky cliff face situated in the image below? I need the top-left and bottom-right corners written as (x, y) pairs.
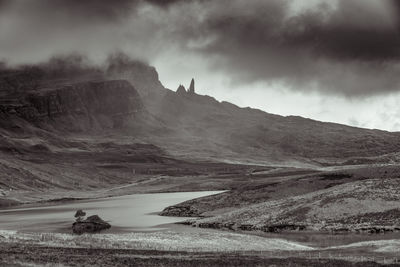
top-left (106, 60), bottom-right (165, 99)
top-left (0, 80), bottom-right (143, 131)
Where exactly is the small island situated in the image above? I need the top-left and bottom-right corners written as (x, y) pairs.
top-left (72, 210), bottom-right (111, 235)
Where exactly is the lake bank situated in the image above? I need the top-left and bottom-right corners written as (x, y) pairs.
top-left (1, 188), bottom-right (400, 266)
top-left (0, 191), bottom-right (224, 233)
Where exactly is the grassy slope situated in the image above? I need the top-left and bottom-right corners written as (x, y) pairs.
top-left (160, 165), bottom-right (400, 232)
top-left (151, 91), bottom-right (400, 166)
top-left (192, 176), bottom-right (400, 232)
top-left (0, 125), bottom-right (273, 205)
top-left (160, 165), bottom-right (394, 216)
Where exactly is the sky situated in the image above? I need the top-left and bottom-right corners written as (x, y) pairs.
top-left (1, 0), bottom-right (400, 131)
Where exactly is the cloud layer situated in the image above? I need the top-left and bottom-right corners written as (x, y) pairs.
top-left (173, 0), bottom-right (400, 96)
top-left (0, 0), bottom-right (399, 97)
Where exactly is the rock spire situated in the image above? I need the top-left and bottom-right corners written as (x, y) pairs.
top-left (188, 78), bottom-right (195, 94)
top-left (176, 84), bottom-right (186, 94)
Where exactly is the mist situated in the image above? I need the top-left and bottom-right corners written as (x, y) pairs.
top-left (1, 0), bottom-right (400, 130)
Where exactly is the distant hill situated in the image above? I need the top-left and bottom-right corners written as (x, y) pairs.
top-left (148, 88), bottom-right (400, 166)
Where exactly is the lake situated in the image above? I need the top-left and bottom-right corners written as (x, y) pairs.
top-left (0, 191), bottom-right (223, 233)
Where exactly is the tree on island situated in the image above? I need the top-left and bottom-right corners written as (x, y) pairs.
top-left (74, 209), bottom-right (86, 222)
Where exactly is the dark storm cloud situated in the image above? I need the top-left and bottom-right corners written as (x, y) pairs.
top-left (1, 0), bottom-right (400, 97)
top-left (13, 0), bottom-right (138, 23)
top-left (29, 0), bottom-right (187, 20)
top-left (0, 0), bottom-right (152, 65)
top-left (175, 0), bottom-right (400, 96)
top-left (0, 0), bottom-right (11, 7)
top-left (145, 0), bottom-right (190, 7)
top-left (282, 3), bottom-right (400, 61)
top-left (47, 0), bottom-right (136, 22)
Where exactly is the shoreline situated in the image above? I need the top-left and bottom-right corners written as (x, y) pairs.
top-left (1, 183), bottom-right (400, 266)
top-left (0, 188), bottom-right (227, 211)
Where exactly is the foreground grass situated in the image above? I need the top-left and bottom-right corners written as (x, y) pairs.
top-left (0, 242), bottom-right (397, 267)
top-left (0, 230), bottom-right (313, 252)
top-left (1, 230), bottom-right (400, 266)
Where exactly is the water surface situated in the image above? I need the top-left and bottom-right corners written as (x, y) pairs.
top-left (0, 191), bottom-right (223, 233)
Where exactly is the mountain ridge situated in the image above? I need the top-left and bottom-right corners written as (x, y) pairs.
top-left (1, 57), bottom-right (400, 167)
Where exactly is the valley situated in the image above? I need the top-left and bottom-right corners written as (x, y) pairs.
top-left (1, 57), bottom-right (400, 266)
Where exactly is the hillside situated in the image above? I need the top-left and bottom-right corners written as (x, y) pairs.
top-left (160, 164), bottom-right (400, 233)
top-left (1, 56), bottom-right (400, 207)
top-left (109, 58), bottom-right (400, 165)
top-left (190, 176), bottom-right (400, 233)
top-left (2, 57), bottom-right (400, 167)
top-left (0, 70), bottom-right (243, 205)
top-left (149, 90), bottom-right (400, 166)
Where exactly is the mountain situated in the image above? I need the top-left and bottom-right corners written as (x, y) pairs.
top-left (106, 59), bottom-right (400, 166)
top-left (149, 88), bottom-right (400, 166)
top-left (0, 59), bottom-right (258, 206)
top-left (3, 57), bottom-right (400, 237)
top-left (1, 57), bottom-right (400, 168)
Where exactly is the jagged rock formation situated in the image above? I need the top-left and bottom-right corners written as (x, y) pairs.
top-left (176, 84), bottom-right (186, 95)
top-left (175, 79), bottom-right (195, 97)
top-left (188, 78), bottom-right (195, 94)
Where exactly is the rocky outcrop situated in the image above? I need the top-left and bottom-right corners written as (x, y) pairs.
top-left (176, 84), bottom-right (186, 95)
top-left (72, 215), bottom-right (111, 235)
top-left (160, 205), bottom-right (200, 217)
top-left (188, 78), bottom-right (195, 94)
top-left (193, 222), bottom-right (307, 232)
top-left (0, 79), bottom-right (143, 130)
top-left (174, 78), bottom-right (195, 96)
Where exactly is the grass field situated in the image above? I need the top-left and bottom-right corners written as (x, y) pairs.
top-left (0, 230), bottom-right (314, 252)
top-left (1, 229), bottom-right (400, 266)
top-left (2, 243), bottom-right (396, 267)
top-left (0, 239), bottom-right (398, 266)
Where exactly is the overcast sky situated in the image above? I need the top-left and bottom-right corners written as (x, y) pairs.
top-left (1, 0), bottom-right (400, 131)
